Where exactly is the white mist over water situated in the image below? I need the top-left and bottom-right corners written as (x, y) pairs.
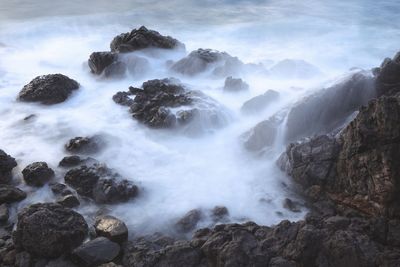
top-left (0, 0), bottom-right (399, 234)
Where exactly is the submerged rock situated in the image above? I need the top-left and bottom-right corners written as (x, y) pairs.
top-left (241, 90), bottom-right (280, 114)
top-left (22, 162), bottom-right (54, 187)
top-left (88, 52), bottom-right (117, 75)
top-left (65, 136), bottom-right (105, 155)
top-left (94, 215), bottom-right (128, 244)
top-left (13, 203), bottom-right (88, 258)
top-left (176, 209), bottom-right (203, 233)
top-left (59, 155), bottom-right (86, 168)
top-left (269, 59), bottom-right (321, 79)
top-left (0, 185), bottom-right (26, 204)
top-left (223, 76), bottom-right (249, 93)
top-left (18, 74), bottom-right (79, 104)
top-left (72, 237), bottom-right (120, 267)
top-left (242, 117), bottom-right (279, 152)
top-left (110, 26), bottom-right (184, 53)
top-left (64, 163), bottom-right (138, 204)
top-left (0, 149), bottom-right (17, 184)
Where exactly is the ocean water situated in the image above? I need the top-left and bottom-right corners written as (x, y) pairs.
top-left (0, 0), bottom-right (399, 234)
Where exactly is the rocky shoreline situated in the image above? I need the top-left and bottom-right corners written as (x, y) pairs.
top-left (1, 26), bottom-right (400, 266)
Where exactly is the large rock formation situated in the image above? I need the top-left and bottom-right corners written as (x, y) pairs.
top-left (0, 149), bottom-right (17, 184)
top-left (113, 78), bottom-right (230, 134)
top-left (18, 74), bottom-right (79, 104)
top-left (13, 203), bottom-right (88, 258)
top-left (375, 51), bottom-right (400, 97)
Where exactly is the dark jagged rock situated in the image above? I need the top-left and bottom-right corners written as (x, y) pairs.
top-left (64, 163), bottom-right (138, 204)
top-left (375, 51), bottom-right (400, 96)
top-left (242, 117), bottom-right (279, 152)
top-left (18, 74), bottom-right (79, 105)
top-left (171, 49), bottom-right (243, 77)
top-left (285, 72), bottom-right (376, 142)
top-left (94, 215), bottom-right (128, 244)
top-left (59, 155), bottom-right (85, 167)
top-left (223, 76), bottom-right (249, 92)
top-left (211, 206), bottom-right (229, 222)
top-left (176, 209), bottom-right (203, 233)
top-left (22, 162), bottom-right (55, 187)
top-left (71, 237), bottom-right (120, 267)
top-left (0, 149), bottom-right (17, 184)
top-left (0, 185), bottom-right (26, 204)
top-left (241, 90), bottom-right (280, 114)
top-left (57, 194), bottom-right (80, 208)
top-left (65, 136), bottom-right (105, 155)
top-left (113, 78), bottom-right (229, 133)
top-left (13, 203), bottom-right (88, 258)
top-left (110, 26), bottom-right (184, 53)
top-left (88, 52), bottom-right (117, 75)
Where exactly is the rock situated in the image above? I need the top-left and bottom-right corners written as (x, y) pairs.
top-left (14, 251), bottom-right (31, 267)
top-left (269, 59), bottom-right (321, 79)
top-left (375, 51), bottom-right (400, 96)
top-left (18, 74), bottom-right (79, 105)
top-left (0, 204), bottom-right (9, 223)
top-left (211, 206), bottom-right (229, 222)
top-left (57, 194), bottom-right (80, 208)
top-left (0, 149), bottom-right (17, 184)
top-left (50, 182), bottom-right (71, 195)
top-left (285, 72), bottom-right (376, 142)
top-left (110, 26), bottom-right (184, 53)
top-left (171, 49), bottom-right (243, 77)
top-left (283, 198), bottom-right (301, 213)
top-left (223, 76), bottom-right (249, 92)
top-left (124, 54), bottom-right (150, 77)
top-left (88, 52), bottom-right (117, 75)
top-left (176, 209), bottom-right (203, 233)
top-left (103, 61), bottom-right (127, 78)
top-left (64, 164), bottom-right (138, 204)
top-left (241, 90), bottom-right (280, 114)
top-left (71, 237), bottom-right (120, 267)
top-left (113, 78), bottom-right (229, 133)
top-left (65, 136), bottom-right (104, 155)
top-left (13, 203), bottom-right (88, 258)
top-left (59, 156), bottom-right (85, 167)
top-left (0, 185), bottom-right (26, 204)
top-left (242, 118), bottom-right (279, 152)
top-left (22, 162), bottom-right (55, 187)
top-left (269, 257), bottom-right (297, 267)
top-left (45, 257), bottom-right (78, 267)
top-left (94, 215), bottom-right (128, 244)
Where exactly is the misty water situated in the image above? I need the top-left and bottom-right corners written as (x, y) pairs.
top-left (1, 0), bottom-right (399, 234)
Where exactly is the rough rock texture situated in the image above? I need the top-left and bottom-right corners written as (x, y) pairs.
top-left (57, 194), bottom-right (80, 208)
top-left (64, 163), bottom-right (138, 204)
top-left (65, 136), bottom-right (104, 155)
top-left (22, 162), bottom-right (54, 187)
top-left (95, 215), bottom-right (128, 244)
top-left (0, 149), bottom-right (17, 184)
top-left (285, 72), bottom-right (376, 142)
top-left (375, 51), bottom-right (400, 97)
top-left (0, 185), bottom-right (26, 204)
top-left (110, 26), bottom-right (184, 53)
top-left (18, 74), bottom-right (79, 105)
top-left (72, 237), bottom-right (120, 267)
top-left (88, 52), bottom-right (117, 75)
top-left (59, 155), bottom-right (85, 168)
top-left (13, 203), bottom-right (88, 258)
top-left (171, 49), bottom-right (243, 77)
top-left (113, 78), bottom-right (229, 133)
top-left (223, 76), bottom-right (249, 92)
top-left (241, 90), bottom-right (280, 114)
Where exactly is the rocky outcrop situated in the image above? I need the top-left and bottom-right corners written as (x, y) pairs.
top-left (18, 74), bottom-right (79, 105)
top-left (64, 163), bottom-right (138, 204)
top-left (375, 52), bottom-right (400, 97)
top-left (171, 49), bottom-right (243, 77)
top-left (241, 90), bottom-right (280, 114)
top-left (22, 162), bottom-right (55, 187)
top-left (113, 78), bottom-right (229, 134)
top-left (285, 72), bottom-right (376, 142)
top-left (13, 203), bottom-right (88, 258)
top-left (223, 77), bottom-right (249, 92)
top-left (0, 149), bottom-right (17, 184)
top-left (110, 26), bottom-right (184, 53)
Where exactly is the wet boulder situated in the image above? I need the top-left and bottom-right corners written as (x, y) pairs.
top-left (285, 72), bottom-right (376, 142)
top-left (72, 237), bottom-right (120, 266)
top-left (269, 59), bottom-right (321, 79)
top-left (18, 74), bottom-right (79, 105)
top-left (0, 185), bottom-right (26, 204)
top-left (13, 203), bottom-right (88, 258)
top-left (211, 206), bottom-right (229, 222)
top-left (65, 136), bottom-right (105, 155)
top-left (171, 49), bottom-right (243, 77)
top-left (22, 162), bottom-right (55, 187)
top-left (175, 209), bottom-right (203, 233)
top-left (113, 78), bottom-right (230, 134)
top-left (57, 194), bottom-right (80, 208)
top-left (242, 117), bottom-right (279, 152)
top-left (0, 149), bottom-right (17, 184)
top-left (223, 76), bottom-right (249, 93)
top-left (241, 90), bottom-right (280, 114)
top-left (110, 26), bottom-right (184, 53)
top-left (375, 51), bottom-right (400, 96)
top-left (59, 155), bottom-right (85, 168)
top-left (94, 215), bottom-right (128, 244)
top-left (88, 52), bottom-right (117, 75)
top-left (64, 163), bottom-right (138, 204)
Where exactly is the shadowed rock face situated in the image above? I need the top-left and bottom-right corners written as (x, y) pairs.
top-left (18, 74), bottom-right (79, 104)
top-left (13, 203), bottom-right (88, 258)
top-left (0, 185), bottom-right (26, 204)
top-left (285, 72), bottom-right (376, 142)
top-left (375, 52), bottom-right (400, 97)
top-left (110, 26), bottom-right (184, 53)
top-left (0, 149), bottom-right (17, 184)
top-left (72, 237), bottom-right (120, 267)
